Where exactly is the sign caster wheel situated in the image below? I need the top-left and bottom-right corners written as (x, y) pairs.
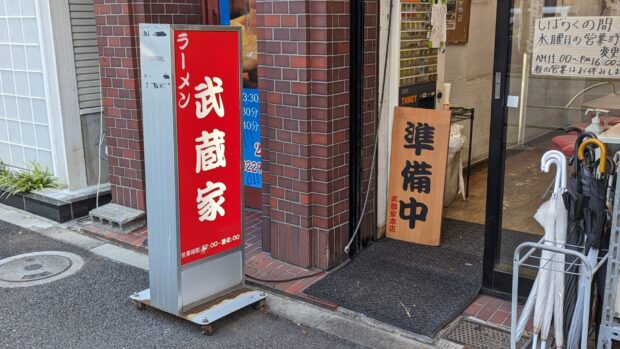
top-left (132, 300), bottom-right (147, 311)
top-left (201, 324), bottom-right (215, 336)
top-left (253, 299), bottom-right (266, 310)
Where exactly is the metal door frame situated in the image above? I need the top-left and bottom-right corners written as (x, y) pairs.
top-left (482, 0), bottom-right (535, 298)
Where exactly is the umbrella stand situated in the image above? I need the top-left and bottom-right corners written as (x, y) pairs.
top-left (511, 241), bottom-right (609, 349)
top-left (512, 148), bottom-right (609, 349)
top-left (596, 152), bottom-right (620, 348)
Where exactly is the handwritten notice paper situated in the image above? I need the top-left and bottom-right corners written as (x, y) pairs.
top-left (532, 16), bottom-right (620, 78)
top-left (386, 107), bottom-right (451, 246)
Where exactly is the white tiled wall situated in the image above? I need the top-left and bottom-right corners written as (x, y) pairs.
top-left (0, 0), bottom-right (54, 172)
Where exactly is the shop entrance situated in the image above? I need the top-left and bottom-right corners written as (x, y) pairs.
top-left (308, 0), bottom-right (620, 339)
top-left (484, 0), bottom-right (620, 297)
top-left (306, 0), bottom-right (498, 339)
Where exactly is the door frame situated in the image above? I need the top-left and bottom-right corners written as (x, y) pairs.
top-left (482, 0), bottom-right (535, 299)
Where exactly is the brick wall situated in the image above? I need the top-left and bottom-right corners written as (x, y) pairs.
top-left (361, 0), bottom-right (378, 242)
top-left (94, 0), bottom-right (203, 210)
top-left (256, 0), bottom-right (378, 269)
top-left (94, 0), bottom-right (378, 270)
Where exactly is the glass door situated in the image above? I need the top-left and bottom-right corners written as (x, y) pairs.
top-left (484, 0), bottom-right (620, 296)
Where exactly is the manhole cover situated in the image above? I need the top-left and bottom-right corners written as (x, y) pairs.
top-left (443, 318), bottom-right (529, 349)
top-left (0, 251), bottom-right (83, 288)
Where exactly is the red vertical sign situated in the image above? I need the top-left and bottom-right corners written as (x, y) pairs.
top-left (174, 29), bottom-right (242, 266)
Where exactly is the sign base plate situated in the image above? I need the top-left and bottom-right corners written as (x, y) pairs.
top-left (130, 287), bottom-right (267, 334)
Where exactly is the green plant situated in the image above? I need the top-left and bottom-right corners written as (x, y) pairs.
top-left (0, 161), bottom-right (58, 198)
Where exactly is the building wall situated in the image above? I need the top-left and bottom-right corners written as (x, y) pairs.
top-left (443, 0), bottom-right (497, 164)
top-left (0, 0), bottom-right (59, 174)
top-left (93, 0), bottom-right (203, 210)
top-left (256, 0), bottom-right (377, 269)
top-left (69, 0), bottom-right (109, 186)
top-left (81, 112), bottom-right (108, 185)
top-left (92, 0), bottom-right (378, 270)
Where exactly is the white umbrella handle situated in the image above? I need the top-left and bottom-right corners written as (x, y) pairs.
top-left (542, 150), bottom-right (567, 187)
top-left (541, 150), bottom-right (567, 191)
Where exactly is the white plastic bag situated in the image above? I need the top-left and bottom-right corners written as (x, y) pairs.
top-left (448, 124), bottom-right (466, 200)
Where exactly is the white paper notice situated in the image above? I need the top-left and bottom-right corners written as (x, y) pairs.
top-left (507, 95), bottom-right (520, 108)
top-left (430, 3), bottom-right (447, 49)
top-left (532, 16), bottom-right (620, 78)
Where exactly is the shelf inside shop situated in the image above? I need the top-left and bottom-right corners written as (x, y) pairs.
top-left (400, 52), bottom-right (436, 58)
top-left (399, 73), bottom-right (438, 80)
top-left (399, 29), bottom-right (431, 33)
top-left (400, 66), bottom-right (437, 71)
top-left (400, 42), bottom-right (433, 46)
top-left (399, 72), bottom-right (438, 78)
top-left (400, 72), bottom-right (438, 78)
top-left (400, 57), bottom-right (438, 63)
top-left (399, 67), bottom-right (438, 75)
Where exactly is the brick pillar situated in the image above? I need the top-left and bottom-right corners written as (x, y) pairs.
top-left (256, 0), bottom-right (377, 270)
top-left (94, 1), bottom-right (203, 210)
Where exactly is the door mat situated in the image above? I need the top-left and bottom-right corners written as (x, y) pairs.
top-left (305, 219), bottom-right (537, 338)
top-left (444, 318), bottom-right (529, 349)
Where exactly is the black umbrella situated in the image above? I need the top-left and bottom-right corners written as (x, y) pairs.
top-left (567, 139), bottom-right (610, 349)
top-left (592, 157), bottom-right (614, 341)
top-left (562, 133), bottom-right (597, 340)
top-left (562, 173), bottom-right (587, 338)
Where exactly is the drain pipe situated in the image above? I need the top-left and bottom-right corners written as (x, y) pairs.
top-left (348, 0), bottom-right (365, 255)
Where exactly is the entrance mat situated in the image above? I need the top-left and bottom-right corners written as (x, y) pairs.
top-left (444, 319), bottom-right (529, 349)
top-left (305, 219), bottom-right (537, 338)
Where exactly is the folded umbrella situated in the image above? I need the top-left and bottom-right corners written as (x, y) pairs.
top-left (562, 176), bottom-right (586, 339)
top-left (530, 151), bottom-right (567, 349)
top-left (563, 133), bottom-right (596, 342)
top-left (545, 151), bottom-right (568, 349)
top-left (567, 139), bottom-right (609, 349)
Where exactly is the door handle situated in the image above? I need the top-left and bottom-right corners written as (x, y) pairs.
top-left (494, 72), bottom-right (502, 100)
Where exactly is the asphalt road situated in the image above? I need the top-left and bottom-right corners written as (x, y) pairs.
top-left (0, 221), bottom-right (363, 349)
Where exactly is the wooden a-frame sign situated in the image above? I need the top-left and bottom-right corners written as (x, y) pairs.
top-left (386, 107), bottom-right (451, 246)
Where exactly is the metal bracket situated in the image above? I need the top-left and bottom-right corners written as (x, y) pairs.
top-left (130, 287), bottom-right (267, 329)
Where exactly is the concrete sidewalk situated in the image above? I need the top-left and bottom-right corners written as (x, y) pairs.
top-left (0, 203), bottom-right (462, 349)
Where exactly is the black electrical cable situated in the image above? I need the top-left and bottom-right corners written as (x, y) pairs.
top-left (245, 258), bottom-right (351, 283)
top-left (244, 271), bottom-right (324, 283)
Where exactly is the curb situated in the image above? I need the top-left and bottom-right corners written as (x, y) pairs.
top-left (0, 203), bottom-right (462, 349)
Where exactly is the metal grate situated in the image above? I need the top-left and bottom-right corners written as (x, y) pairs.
top-left (69, 0), bottom-right (101, 113)
top-left (443, 319), bottom-right (529, 349)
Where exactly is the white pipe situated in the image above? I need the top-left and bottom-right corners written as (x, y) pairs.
top-left (517, 53), bottom-right (531, 147)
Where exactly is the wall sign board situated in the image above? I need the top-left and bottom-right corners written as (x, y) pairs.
top-left (532, 16), bottom-right (620, 78)
top-left (446, 0), bottom-right (471, 44)
top-left (387, 107), bottom-right (451, 246)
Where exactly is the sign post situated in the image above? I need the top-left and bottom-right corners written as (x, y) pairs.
top-left (130, 23), bottom-right (265, 334)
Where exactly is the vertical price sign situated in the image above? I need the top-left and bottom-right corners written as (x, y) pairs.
top-left (174, 28), bottom-right (242, 266)
top-left (218, 0), bottom-right (262, 189)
